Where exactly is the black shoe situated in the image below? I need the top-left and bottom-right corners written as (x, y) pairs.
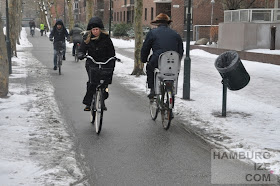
top-left (53, 66), bottom-right (57, 70)
top-left (84, 105), bottom-right (91, 111)
top-left (72, 54), bottom-right (75, 56)
top-left (62, 55), bottom-right (66, 60)
top-left (147, 89), bottom-right (155, 99)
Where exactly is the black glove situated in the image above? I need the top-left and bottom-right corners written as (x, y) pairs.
top-left (49, 38), bottom-right (53, 42)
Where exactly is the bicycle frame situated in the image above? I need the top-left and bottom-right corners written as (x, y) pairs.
top-left (86, 55), bottom-right (120, 134)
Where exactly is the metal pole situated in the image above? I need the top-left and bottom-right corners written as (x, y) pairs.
top-left (109, 0), bottom-right (112, 36)
top-left (183, 0), bottom-right (192, 100)
top-left (6, 0), bottom-right (12, 74)
top-left (222, 79), bottom-right (228, 117)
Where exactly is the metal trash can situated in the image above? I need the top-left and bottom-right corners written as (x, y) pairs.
top-left (215, 51), bottom-right (250, 91)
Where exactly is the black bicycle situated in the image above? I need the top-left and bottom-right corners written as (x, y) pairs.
top-left (54, 41), bottom-right (65, 75)
top-left (74, 42), bottom-right (81, 62)
top-left (31, 27), bottom-right (35, 37)
top-left (86, 55), bottom-right (120, 134)
top-left (149, 51), bottom-right (181, 130)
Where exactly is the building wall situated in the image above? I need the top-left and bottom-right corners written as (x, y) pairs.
top-left (218, 22), bottom-right (280, 50)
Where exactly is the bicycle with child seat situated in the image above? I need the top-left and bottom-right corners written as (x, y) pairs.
top-left (86, 55), bottom-right (120, 134)
top-left (74, 42), bottom-right (81, 62)
top-left (149, 51), bottom-right (181, 130)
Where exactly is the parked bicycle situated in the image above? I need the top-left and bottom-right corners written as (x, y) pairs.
top-left (74, 42), bottom-right (81, 62)
top-left (86, 55), bottom-right (120, 134)
top-left (149, 51), bottom-right (181, 130)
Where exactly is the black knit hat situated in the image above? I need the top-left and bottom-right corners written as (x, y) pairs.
top-left (87, 16), bottom-right (104, 30)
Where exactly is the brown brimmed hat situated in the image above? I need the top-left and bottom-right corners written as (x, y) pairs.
top-left (151, 13), bottom-right (172, 25)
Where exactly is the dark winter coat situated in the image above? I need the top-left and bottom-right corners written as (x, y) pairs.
top-left (49, 19), bottom-right (69, 44)
top-left (69, 25), bottom-right (83, 43)
top-left (78, 32), bottom-right (115, 68)
top-left (141, 24), bottom-right (184, 67)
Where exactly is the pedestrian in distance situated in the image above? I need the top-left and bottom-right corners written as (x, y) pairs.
top-left (78, 16), bottom-right (116, 111)
top-left (40, 23), bottom-right (45, 36)
top-left (69, 23), bottom-right (83, 56)
top-left (141, 13), bottom-right (184, 99)
top-left (49, 19), bottom-right (70, 70)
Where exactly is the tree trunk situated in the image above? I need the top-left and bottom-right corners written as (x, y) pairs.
top-left (9, 0), bottom-right (17, 57)
top-left (86, 0), bottom-right (93, 24)
top-left (67, 0), bottom-right (74, 30)
top-left (131, 0), bottom-right (145, 76)
top-left (0, 16), bottom-right (9, 97)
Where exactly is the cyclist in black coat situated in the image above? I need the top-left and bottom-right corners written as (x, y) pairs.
top-left (141, 13), bottom-right (184, 98)
top-left (69, 23), bottom-right (83, 56)
top-left (49, 19), bottom-right (69, 70)
top-left (78, 16), bottom-right (116, 111)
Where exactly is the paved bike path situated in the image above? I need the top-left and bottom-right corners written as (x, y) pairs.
top-left (28, 33), bottom-right (258, 185)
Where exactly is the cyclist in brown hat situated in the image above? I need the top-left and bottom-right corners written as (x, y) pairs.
top-left (141, 13), bottom-right (184, 99)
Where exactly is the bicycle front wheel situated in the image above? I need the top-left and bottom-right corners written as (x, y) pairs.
top-left (58, 55), bottom-right (62, 75)
top-left (161, 88), bottom-right (173, 130)
top-left (95, 90), bottom-right (103, 134)
top-left (75, 54), bottom-right (79, 62)
top-left (149, 96), bottom-right (159, 120)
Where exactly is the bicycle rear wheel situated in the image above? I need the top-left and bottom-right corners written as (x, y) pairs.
top-left (149, 96), bottom-right (159, 120)
top-left (94, 90), bottom-right (103, 134)
top-left (161, 87), bottom-right (173, 130)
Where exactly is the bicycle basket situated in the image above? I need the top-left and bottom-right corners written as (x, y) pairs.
top-left (54, 41), bottom-right (65, 51)
top-left (89, 67), bottom-right (114, 85)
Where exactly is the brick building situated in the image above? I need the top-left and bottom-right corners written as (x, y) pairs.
top-left (74, 0), bottom-right (185, 37)
top-left (110, 0), bottom-right (185, 37)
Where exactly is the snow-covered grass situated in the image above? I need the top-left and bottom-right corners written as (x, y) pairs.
top-left (0, 29), bottom-right (87, 185)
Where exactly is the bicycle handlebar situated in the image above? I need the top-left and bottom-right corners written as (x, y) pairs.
top-left (86, 55), bottom-right (121, 65)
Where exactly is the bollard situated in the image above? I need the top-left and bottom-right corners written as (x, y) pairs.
top-left (270, 26), bottom-right (276, 50)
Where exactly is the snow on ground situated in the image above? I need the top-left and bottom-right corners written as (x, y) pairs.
top-left (111, 38), bottom-right (280, 176)
top-left (0, 28), bottom-right (279, 185)
top-left (0, 29), bottom-right (88, 185)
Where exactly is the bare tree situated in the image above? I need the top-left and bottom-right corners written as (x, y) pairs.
top-left (86, 0), bottom-right (93, 24)
top-left (67, 0), bottom-right (74, 30)
top-left (0, 15), bottom-right (9, 97)
top-left (131, 0), bottom-right (145, 76)
top-left (219, 0), bottom-right (257, 10)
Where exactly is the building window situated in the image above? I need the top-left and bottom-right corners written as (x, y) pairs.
top-left (75, 2), bottom-right (79, 9)
top-left (120, 12), bottom-right (122, 22)
top-left (114, 12), bottom-right (116, 21)
top-left (124, 0), bottom-right (127, 6)
top-left (145, 8), bottom-right (147, 21)
top-left (124, 11), bottom-right (126, 22)
top-left (117, 12), bottom-right (119, 22)
top-left (151, 7), bottom-right (154, 20)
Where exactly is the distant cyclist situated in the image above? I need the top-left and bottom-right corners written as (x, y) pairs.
top-left (49, 19), bottom-right (70, 70)
top-left (29, 19), bottom-right (36, 35)
top-left (78, 16), bottom-right (116, 111)
top-left (141, 13), bottom-right (184, 99)
top-left (69, 23), bottom-right (83, 56)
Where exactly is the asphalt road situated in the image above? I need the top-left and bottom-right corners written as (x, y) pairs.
top-left (27, 29), bottom-right (278, 186)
